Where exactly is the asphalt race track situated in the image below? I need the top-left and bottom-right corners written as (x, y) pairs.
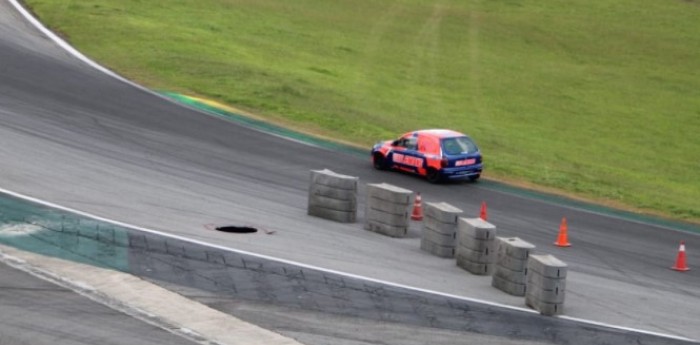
top-left (0, 1), bottom-right (699, 343)
top-left (0, 261), bottom-right (198, 345)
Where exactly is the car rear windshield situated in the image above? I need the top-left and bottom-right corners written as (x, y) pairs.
top-left (441, 136), bottom-right (478, 155)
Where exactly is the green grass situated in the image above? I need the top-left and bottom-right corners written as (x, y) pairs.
top-left (24, 0), bottom-right (700, 222)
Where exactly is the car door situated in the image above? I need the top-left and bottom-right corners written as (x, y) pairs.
top-left (390, 134), bottom-right (423, 173)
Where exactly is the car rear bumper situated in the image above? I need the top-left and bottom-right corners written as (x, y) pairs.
top-left (441, 164), bottom-right (483, 179)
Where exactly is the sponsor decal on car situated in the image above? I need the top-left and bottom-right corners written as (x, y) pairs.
top-left (456, 158), bottom-right (476, 166)
top-left (393, 153), bottom-right (424, 168)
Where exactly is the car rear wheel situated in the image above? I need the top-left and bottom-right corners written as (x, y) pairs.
top-left (468, 174), bottom-right (481, 182)
top-left (426, 168), bottom-right (441, 183)
top-left (373, 153), bottom-right (387, 170)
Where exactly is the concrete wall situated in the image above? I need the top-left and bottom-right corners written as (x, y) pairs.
top-left (0, 192), bottom-right (686, 344)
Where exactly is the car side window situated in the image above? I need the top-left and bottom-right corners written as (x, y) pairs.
top-left (395, 137), bottom-right (417, 150)
top-left (443, 139), bottom-right (459, 155)
top-left (404, 137), bottom-right (417, 150)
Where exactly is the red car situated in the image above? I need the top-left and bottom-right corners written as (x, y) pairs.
top-left (371, 129), bottom-right (483, 183)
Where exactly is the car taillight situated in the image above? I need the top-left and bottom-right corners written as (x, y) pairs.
top-left (441, 157), bottom-right (448, 168)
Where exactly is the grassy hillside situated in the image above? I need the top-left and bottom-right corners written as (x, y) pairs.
top-left (24, 0), bottom-right (700, 222)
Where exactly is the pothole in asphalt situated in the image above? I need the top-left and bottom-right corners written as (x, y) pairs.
top-left (215, 226), bottom-right (258, 234)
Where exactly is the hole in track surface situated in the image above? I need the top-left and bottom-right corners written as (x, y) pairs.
top-left (215, 226), bottom-right (258, 234)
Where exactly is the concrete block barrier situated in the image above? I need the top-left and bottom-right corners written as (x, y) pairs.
top-left (458, 236), bottom-right (498, 253)
top-left (491, 274), bottom-right (527, 296)
top-left (527, 282), bottom-right (566, 304)
top-left (422, 227), bottom-right (456, 246)
top-left (368, 199), bottom-right (412, 215)
top-left (364, 222), bottom-right (407, 238)
top-left (527, 270), bottom-right (567, 291)
top-left (309, 184), bottom-right (357, 200)
top-left (420, 202), bottom-right (462, 258)
top-left (307, 169), bottom-right (358, 223)
top-left (364, 183), bottom-right (412, 238)
top-left (526, 294), bottom-right (564, 316)
top-left (366, 208), bottom-right (410, 227)
top-left (308, 194), bottom-right (356, 212)
top-left (308, 207), bottom-right (356, 223)
top-left (366, 183), bottom-right (412, 205)
top-left (424, 202), bottom-right (463, 224)
top-left (496, 237), bottom-right (535, 260)
top-left (492, 237), bottom-right (535, 295)
top-left (493, 265), bottom-right (527, 285)
top-left (456, 217), bottom-right (497, 275)
top-left (526, 254), bottom-right (567, 316)
top-left (527, 254), bottom-right (567, 279)
top-left (455, 252), bottom-right (494, 275)
top-left (496, 253), bottom-right (529, 272)
top-left (458, 218), bottom-right (497, 241)
top-left (420, 240), bottom-right (455, 258)
top-left (310, 169), bottom-right (359, 190)
top-left (456, 245), bottom-right (495, 264)
top-left (423, 218), bottom-right (460, 237)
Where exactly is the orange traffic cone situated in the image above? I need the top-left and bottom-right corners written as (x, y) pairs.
top-left (554, 217), bottom-right (571, 247)
top-left (479, 201), bottom-right (488, 221)
top-left (671, 241), bottom-right (690, 272)
top-left (411, 192), bottom-right (424, 221)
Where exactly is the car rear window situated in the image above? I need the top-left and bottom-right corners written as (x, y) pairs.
top-left (441, 136), bottom-right (478, 155)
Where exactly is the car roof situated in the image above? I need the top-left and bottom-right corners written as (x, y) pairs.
top-left (411, 129), bottom-right (466, 139)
